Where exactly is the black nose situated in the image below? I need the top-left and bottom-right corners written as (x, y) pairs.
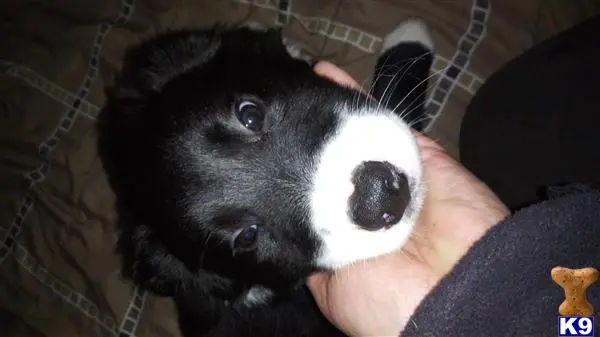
top-left (349, 161), bottom-right (411, 231)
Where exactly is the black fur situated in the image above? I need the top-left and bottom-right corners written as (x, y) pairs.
top-left (97, 25), bottom-right (430, 337)
top-left (372, 42), bottom-right (433, 131)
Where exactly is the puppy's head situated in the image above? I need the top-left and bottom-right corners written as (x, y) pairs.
top-left (99, 26), bottom-right (424, 295)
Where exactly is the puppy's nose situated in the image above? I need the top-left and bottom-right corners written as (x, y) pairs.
top-left (349, 161), bottom-right (411, 231)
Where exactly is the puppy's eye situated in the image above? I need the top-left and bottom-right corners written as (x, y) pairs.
top-left (235, 100), bottom-right (265, 132)
top-left (233, 225), bottom-right (259, 250)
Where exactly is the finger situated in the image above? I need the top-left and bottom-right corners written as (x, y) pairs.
top-left (306, 272), bottom-right (329, 295)
top-left (306, 273), bottom-right (332, 315)
top-left (312, 62), bottom-right (442, 150)
top-left (414, 132), bottom-right (443, 151)
top-left (313, 61), bottom-right (363, 92)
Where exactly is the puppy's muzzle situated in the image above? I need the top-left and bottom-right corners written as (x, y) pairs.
top-left (349, 161), bottom-right (411, 231)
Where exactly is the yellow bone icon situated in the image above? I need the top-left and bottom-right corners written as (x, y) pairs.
top-left (551, 266), bottom-right (599, 316)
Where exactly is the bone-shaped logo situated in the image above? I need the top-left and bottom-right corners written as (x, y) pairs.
top-left (551, 266), bottom-right (599, 316)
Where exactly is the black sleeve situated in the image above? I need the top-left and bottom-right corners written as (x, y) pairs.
top-left (401, 191), bottom-right (600, 337)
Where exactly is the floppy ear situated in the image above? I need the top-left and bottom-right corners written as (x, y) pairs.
top-left (98, 27), bottom-right (223, 142)
top-left (266, 26), bottom-right (284, 39)
top-left (263, 27), bottom-right (298, 56)
top-left (116, 222), bottom-right (187, 297)
top-left (116, 214), bottom-right (234, 297)
top-left (97, 27), bottom-right (238, 303)
top-left (113, 27), bottom-right (223, 95)
top-left (96, 27), bottom-right (226, 212)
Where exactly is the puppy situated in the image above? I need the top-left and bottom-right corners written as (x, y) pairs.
top-left (98, 21), bottom-right (433, 337)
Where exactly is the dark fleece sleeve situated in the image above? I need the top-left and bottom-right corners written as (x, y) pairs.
top-left (401, 191), bottom-right (600, 337)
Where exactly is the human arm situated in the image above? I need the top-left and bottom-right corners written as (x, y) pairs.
top-left (309, 61), bottom-right (600, 337)
top-left (401, 191), bottom-right (600, 336)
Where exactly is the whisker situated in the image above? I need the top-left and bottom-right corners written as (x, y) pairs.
top-left (377, 54), bottom-right (427, 112)
top-left (359, 56), bottom-right (423, 112)
top-left (198, 231), bottom-right (214, 269)
top-left (353, 56), bottom-right (425, 113)
top-left (368, 50), bottom-right (399, 103)
top-left (408, 115), bottom-right (431, 129)
top-left (366, 63), bottom-right (406, 107)
top-left (352, 74), bottom-right (377, 111)
top-left (396, 79), bottom-right (435, 120)
top-left (382, 52), bottom-right (432, 111)
top-left (392, 67), bottom-right (445, 120)
top-left (411, 319), bottom-right (419, 330)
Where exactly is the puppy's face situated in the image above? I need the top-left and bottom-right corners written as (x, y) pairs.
top-left (100, 27), bottom-right (423, 291)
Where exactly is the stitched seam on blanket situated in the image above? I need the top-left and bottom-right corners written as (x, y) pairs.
top-left (275, 0), bottom-right (292, 25)
top-left (0, 2), bottom-right (489, 335)
top-left (428, 55), bottom-right (485, 96)
top-left (234, 0), bottom-right (485, 96)
top-left (0, 60), bottom-right (102, 119)
top-left (0, 226), bottom-right (118, 336)
top-left (0, 1), bottom-right (136, 336)
top-left (0, 2), bottom-right (486, 119)
top-left (117, 286), bottom-right (148, 337)
top-left (235, 0), bottom-right (382, 53)
top-left (0, 0), bottom-right (134, 262)
top-left (423, 0), bottom-right (490, 131)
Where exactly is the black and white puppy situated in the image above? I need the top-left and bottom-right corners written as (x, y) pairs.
top-left (98, 20), bottom-right (433, 337)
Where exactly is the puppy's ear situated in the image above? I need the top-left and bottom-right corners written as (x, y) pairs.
top-left (117, 219), bottom-right (233, 297)
top-left (264, 27), bottom-right (290, 52)
top-left (113, 28), bottom-right (222, 94)
top-left (266, 26), bottom-right (284, 39)
top-left (97, 28), bottom-right (224, 189)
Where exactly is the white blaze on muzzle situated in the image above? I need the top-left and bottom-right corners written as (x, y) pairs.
top-left (309, 105), bottom-right (424, 269)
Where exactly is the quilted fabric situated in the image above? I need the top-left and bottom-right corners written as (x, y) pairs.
top-left (0, 1), bottom-right (597, 336)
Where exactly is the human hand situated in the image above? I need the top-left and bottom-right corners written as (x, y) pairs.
top-left (307, 61), bottom-right (511, 336)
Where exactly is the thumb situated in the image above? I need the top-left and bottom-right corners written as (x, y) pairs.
top-left (313, 61), bottom-right (363, 92)
top-left (306, 272), bottom-right (332, 315)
